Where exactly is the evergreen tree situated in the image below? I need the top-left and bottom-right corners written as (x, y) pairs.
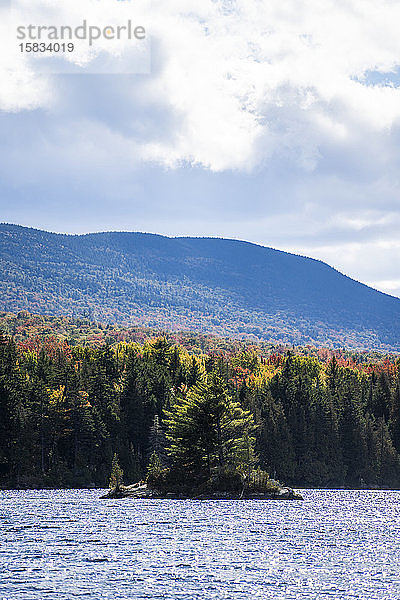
top-left (109, 453), bottom-right (124, 488)
top-left (164, 372), bottom-right (256, 483)
top-left (148, 415), bottom-right (167, 462)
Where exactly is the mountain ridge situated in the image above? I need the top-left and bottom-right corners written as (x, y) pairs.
top-left (2, 223), bottom-right (395, 298)
top-left (1, 223), bottom-right (399, 350)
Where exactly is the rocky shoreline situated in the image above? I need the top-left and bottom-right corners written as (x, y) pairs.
top-left (101, 482), bottom-right (303, 500)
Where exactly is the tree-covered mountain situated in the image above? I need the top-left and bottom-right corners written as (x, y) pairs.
top-left (1, 223), bottom-right (400, 350)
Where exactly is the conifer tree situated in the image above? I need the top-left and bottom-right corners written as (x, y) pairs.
top-left (109, 453), bottom-right (124, 489)
top-left (164, 372), bottom-right (256, 482)
top-left (148, 415), bottom-right (167, 462)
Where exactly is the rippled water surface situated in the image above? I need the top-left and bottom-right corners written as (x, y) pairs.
top-left (1, 489), bottom-right (400, 599)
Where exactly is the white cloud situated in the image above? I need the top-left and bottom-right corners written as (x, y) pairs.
top-left (145, 0), bottom-right (400, 169)
top-left (3, 0), bottom-right (400, 168)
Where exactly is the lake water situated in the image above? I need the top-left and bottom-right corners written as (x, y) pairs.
top-left (1, 489), bottom-right (399, 599)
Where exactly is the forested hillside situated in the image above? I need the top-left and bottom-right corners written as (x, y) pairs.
top-left (1, 332), bottom-right (400, 490)
top-left (0, 310), bottom-right (394, 362)
top-left (1, 224), bottom-right (400, 350)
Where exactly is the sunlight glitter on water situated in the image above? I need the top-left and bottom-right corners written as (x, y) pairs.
top-left (1, 489), bottom-right (400, 599)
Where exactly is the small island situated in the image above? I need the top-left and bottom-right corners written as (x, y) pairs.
top-left (101, 480), bottom-right (302, 500)
top-left (101, 372), bottom-right (303, 501)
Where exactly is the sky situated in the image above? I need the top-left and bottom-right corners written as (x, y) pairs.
top-left (1, 0), bottom-right (400, 297)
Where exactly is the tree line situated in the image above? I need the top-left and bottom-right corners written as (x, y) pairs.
top-left (1, 332), bottom-right (400, 489)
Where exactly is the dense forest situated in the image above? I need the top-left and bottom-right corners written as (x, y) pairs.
top-left (1, 328), bottom-right (400, 490)
top-left (2, 223), bottom-right (400, 350)
top-left (2, 310), bottom-right (393, 361)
